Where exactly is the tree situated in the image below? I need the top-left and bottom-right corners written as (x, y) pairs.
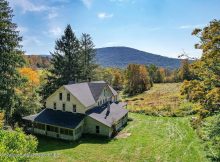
top-left (181, 20), bottom-right (220, 116)
top-left (0, 0), bottom-right (26, 123)
top-left (80, 33), bottom-right (97, 80)
top-left (42, 25), bottom-right (82, 99)
top-left (10, 68), bottom-right (42, 125)
top-left (180, 59), bottom-right (191, 81)
top-left (124, 64), bottom-right (152, 96)
top-left (154, 69), bottom-right (163, 83)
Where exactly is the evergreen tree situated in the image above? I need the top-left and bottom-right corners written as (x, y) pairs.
top-left (80, 33), bottom-right (96, 80)
top-left (0, 0), bottom-right (25, 123)
top-left (180, 59), bottom-right (191, 80)
top-left (42, 25), bottom-right (82, 99)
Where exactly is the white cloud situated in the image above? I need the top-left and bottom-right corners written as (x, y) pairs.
top-left (81, 0), bottom-right (93, 9)
top-left (48, 11), bottom-right (58, 19)
top-left (9, 0), bottom-right (49, 13)
top-left (49, 26), bottom-right (63, 37)
top-left (97, 12), bottom-right (114, 19)
top-left (179, 24), bottom-right (205, 29)
top-left (22, 36), bottom-right (41, 46)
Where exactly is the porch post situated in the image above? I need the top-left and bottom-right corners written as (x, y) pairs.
top-left (58, 127), bottom-right (60, 138)
top-left (32, 122), bottom-right (34, 133)
top-left (45, 124), bottom-right (47, 135)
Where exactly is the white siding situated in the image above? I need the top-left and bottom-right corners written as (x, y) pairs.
top-left (97, 86), bottom-right (117, 106)
top-left (46, 86), bottom-right (86, 113)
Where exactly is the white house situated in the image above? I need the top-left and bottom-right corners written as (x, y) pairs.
top-left (23, 81), bottom-right (128, 140)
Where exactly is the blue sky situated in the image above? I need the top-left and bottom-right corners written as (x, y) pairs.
top-left (9, 0), bottom-right (220, 58)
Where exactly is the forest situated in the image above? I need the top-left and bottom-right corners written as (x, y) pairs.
top-left (0, 0), bottom-right (220, 161)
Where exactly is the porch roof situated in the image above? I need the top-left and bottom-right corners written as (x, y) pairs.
top-left (86, 102), bottom-right (128, 127)
top-left (23, 109), bottom-right (85, 129)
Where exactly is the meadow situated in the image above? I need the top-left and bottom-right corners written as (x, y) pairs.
top-left (122, 83), bottom-right (193, 116)
top-left (33, 113), bottom-right (207, 162)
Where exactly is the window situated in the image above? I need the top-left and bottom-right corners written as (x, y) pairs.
top-left (60, 128), bottom-right (73, 136)
top-left (67, 93), bottom-right (70, 101)
top-left (47, 125), bottom-right (58, 133)
top-left (73, 105), bottom-right (76, 112)
top-left (62, 103), bottom-right (65, 111)
top-left (96, 126), bottom-right (100, 134)
top-left (34, 123), bottom-right (45, 130)
top-left (53, 102), bottom-right (56, 109)
top-left (59, 93), bottom-right (62, 100)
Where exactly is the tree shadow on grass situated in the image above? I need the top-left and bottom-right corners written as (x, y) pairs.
top-left (36, 134), bottom-right (111, 152)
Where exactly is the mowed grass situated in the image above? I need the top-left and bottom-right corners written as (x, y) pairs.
top-left (122, 83), bottom-right (182, 116)
top-left (32, 113), bottom-right (208, 162)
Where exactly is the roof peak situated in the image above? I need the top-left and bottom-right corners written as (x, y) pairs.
top-left (64, 80), bottom-right (106, 86)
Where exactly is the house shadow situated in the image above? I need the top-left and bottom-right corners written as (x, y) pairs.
top-left (36, 134), bottom-right (111, 152)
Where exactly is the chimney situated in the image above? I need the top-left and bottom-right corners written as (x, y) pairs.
top-left (68, 81), bottom-right (75, 84)
top-left (88, 77), bottom-right (91, 82)
top-left (107, 102), bottom-right (110, 113)
top-left (105, 102), bottom-right (110, 119)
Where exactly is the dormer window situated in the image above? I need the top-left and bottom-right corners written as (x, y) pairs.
top-left (67, 93), bottom-right (70, 101)
top-left (53, 102), bottom-right (56, 109)
top-left (59, 93), bottom-right (62, 100)
top-left (62, 103), bottom-right (65, 111)
top-left (73, 105), bottom-right (76, 112)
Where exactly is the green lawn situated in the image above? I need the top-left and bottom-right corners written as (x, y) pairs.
top-left (32, 113), bottom-right (208, 162)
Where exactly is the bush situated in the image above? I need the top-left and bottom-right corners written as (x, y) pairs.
top-left (199, 115), bottom-right (220, 161)
top-left (0, 128), bottom-right (38, 162)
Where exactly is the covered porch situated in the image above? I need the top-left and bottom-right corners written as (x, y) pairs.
top-left (23, 108), bottom-right (85, 141)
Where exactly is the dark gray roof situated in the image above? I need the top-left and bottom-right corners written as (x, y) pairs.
top-left (88, 82), bottom-right (106, 101)
top-left (64, 81), bottom-right (118, 107)
top-left (64, 83), bottom-right (95, 107)
top-left (86, 102), bottom-right (128, 127)
top-left (23, 109), bottom-right (85, 129)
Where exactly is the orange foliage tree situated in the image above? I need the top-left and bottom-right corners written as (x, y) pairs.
top-left (19, 67), bottom-right (40, 88)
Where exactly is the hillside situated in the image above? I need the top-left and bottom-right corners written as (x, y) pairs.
top-left (96, 47), bottom-right (182, 69)
top-left (122, 83), bottom-right (184, 116)
top-left (26, 47), bottom-right (183, 69)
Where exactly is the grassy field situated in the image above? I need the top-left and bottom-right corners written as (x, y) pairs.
top-left (122, 83), bottom-right (185, 116)
top-left (33, 113), bottom-right (207, 162)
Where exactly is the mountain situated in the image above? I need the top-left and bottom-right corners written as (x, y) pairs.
top-left (26, 47), bottom-right (184, 69)
top-left (96, 47), bottom-right (182, 69)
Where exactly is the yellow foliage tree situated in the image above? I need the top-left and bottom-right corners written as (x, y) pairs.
top-left (19, 67), bottom-right (40, 87)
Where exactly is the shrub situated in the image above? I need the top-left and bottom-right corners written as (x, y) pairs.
top-left (199, 114), bottom-right (220, 160)
top-left (0, 128), bottom-right (38, 162)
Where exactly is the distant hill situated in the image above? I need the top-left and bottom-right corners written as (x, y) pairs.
top-left (26, 46), bottom-right (184, 69)
top-left (96, 47), bottom-right (182, 69)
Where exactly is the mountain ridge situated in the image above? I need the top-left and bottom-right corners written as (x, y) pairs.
top-left (26, 46), bottom-right (183, 69)
top-left (95, 46), bottom-right (182, 69)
